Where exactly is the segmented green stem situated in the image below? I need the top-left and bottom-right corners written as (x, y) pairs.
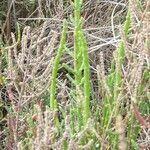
top-left (73, 0), bottom-right (91, 126)
top-left (124, 10), bottom-right (131, 36)
top-left (74, 0), bottom-right (83, 85)
top-left (80, 31), bottom-right (91, 124)
top-left (50, 20), bottom-right (67, 110)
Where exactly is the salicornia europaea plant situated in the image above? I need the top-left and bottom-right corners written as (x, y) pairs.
top-left (50, 20), bottom-right (67, 110)
top-left (73, 0), bottom-right (91, 126)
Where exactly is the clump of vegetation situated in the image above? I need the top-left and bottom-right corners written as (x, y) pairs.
top-left (0, 0), bottom-right (149, 149)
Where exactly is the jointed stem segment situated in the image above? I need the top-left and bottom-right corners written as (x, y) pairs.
top-left (50, 20), bottom-right (67, 110)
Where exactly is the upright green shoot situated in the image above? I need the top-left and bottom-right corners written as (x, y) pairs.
top-left (74, 0), bottom-right (83, 85)
top-left (50, 20), bottom-right (67, 110)
top-left (73, 0), bottom-right (91, 126)
top-left (80, 31), bottom-right (91, 124)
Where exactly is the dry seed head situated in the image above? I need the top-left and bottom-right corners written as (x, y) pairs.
top-left (116, 115), bottom-right (126, 150)
top-left (99, 51), bottom-right (105, 76)
top-left (132, 56), bottom-right (144, 101)
top-left (129, 0), bottom-right (142, 25)
top-left (63, 115), bottom-right (70, 139)
top-left (143, 11), bottom-right (150, 55)
top-left (96, 65), bottom-right (111, 97)
top-left (68, 139), bottom-right (78, 150)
